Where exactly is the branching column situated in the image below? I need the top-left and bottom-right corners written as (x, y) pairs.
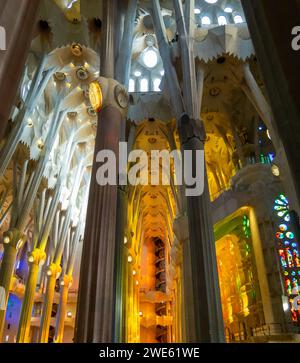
top-left (54, 186), bottom-right (90, 343)
top-left (0, 61), bottom-right (57, 177)
top-left (0, 101), bottom-right (66, 339)
top-left (151, 0), bottom-right (224, 342)
top-left (17, 135), bottom-right (78, 343)
top-left (16, 248), bottom-right (46, 343)
top-left (53, 274), bottom-right (72, 343)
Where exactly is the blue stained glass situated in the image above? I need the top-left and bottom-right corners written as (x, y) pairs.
top-left (285, 241), bottom-right (290, 246)
top-left (286, 232), bottom-right (295, 239)
top-left (284, 214), bottom-right (291, 222)
top-left (278, 211), bottom-right (286, 217)
top-left (280, 194), bottom-right (289, 204)
top-left (274, 206), bottom-right (283, 211)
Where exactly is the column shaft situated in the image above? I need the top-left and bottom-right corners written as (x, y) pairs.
top-left (38, 274), bottom-right (57, 343)
top-left (17, 262), bottom-right (40, 342)
top-left (75, 105), bottom-right (122, 342)
top-left (54, 283), bottom-right (69, 343)
top-left (0, 244), bottom-right (17, 338)
top-left (100, 0), bottom-right (117, 78)
top-left (113, 187), bottom-right (128, 342)
top-left (179, 116), bottom-right (225, 343)
top-left (0, 0), bottom-right (40, 138)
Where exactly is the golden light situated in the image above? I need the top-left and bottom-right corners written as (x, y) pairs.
top-left (128, 255), bottom-right (133, 263)
top-left (3, 236), bottom-right (10, 244)
top-left (89, 80), bottom-right (103, 113)
top-left (271, 164), bottom-right (280, 177)
top-left (37, 139), bottom-right (44, 150)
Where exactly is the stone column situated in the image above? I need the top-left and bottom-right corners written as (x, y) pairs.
top-left (100, 0), bottom-right (117, 79)
top-left (0, 228), bottom-right (25, 338)
top-left (178, 114), bottom-right (225, 343)
top-left (16, 248), bottom-right (46, 343)
top-left (242, 0), bottom-right (300, 208)
top-left (54, 274), bottom-right (72, 343)
top-left (0, 0), bottom-right (40, 138)
top-left (74, 78), bottom-right (128, 343)
top-left (113, 186), bottom-right (128, 343)
top-left (38, 263), bottom-right (62, 343)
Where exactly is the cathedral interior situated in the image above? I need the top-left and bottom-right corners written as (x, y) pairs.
top-left (0, 0), bottom-right (300, 343)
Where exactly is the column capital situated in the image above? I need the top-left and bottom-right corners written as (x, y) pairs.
top-left (61, 274), bottom-right (73, 288)
top-left (89, 77), bottom-right (129, 118)
top-left (3, 228), bottom-right (26, 250)
top-left (178, 114), bottom-right (206, 145)
top-left (46, 263), bottom-right (62, 279)
top-left (173, 214), bottom-right (189, 242)
top-left (27, 248), bottom-right (46, 266)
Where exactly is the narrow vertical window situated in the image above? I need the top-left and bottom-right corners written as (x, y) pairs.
top-left (140, 78), bottom-right (149, 92)
top-left (129, 79), bottom-right (135, 93)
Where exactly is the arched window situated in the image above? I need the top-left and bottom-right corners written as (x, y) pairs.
top-left (153, 78), bottom-right (161, 92)
top-left (218, 16), bottom-right (227, 25)
top-left (129, 79), bottom-right (135, 93)
top-left (140, 78), bottom-right (149, 92)
top-left (143, 49), bottom-right (158, 68)
top-left (234, 15), bottom-right (243, 24)
top-left (201, 16), bottom-right (211, 26)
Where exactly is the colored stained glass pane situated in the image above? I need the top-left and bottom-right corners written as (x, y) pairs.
top-left (286, 232), bottom-right (295, 239)
top-left (286, 249), bottom-right (294, 268)
top-left (285, 278), bottom-right (292, 295)
top-left (279, 224), bottom-right (288, 231)
top-left (279, 249), bottom-right (287, 268)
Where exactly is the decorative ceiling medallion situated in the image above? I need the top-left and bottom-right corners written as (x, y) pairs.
top-left (89, 81), bottom-right (103, 113)
top-left (87, 106), bottom-right (97, 117)
top-left (67, 111), bottom-right (77, 118)
top-left (54, 72), bottom-right (66, 81)
top-left (71, 43), bottom-right (83, 57)
top-left (76, 67), bottom-right (89, 80)
top-left (114, 84), bottom-right (129, 109)
top-left (209, 87), bottom-right (221, 97)
top-left (148, 137), bottom-right (157, 144)
top-left (145, 34), bottom-right (156, 47)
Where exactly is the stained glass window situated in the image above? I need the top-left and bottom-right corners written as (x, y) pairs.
top-left (242, 215), bottom-right (251, 238)
top-left (274, 194), bottom-right (300, 321)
